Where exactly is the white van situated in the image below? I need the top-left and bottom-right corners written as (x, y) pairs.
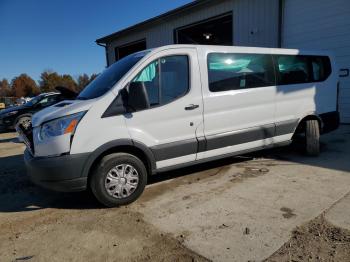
top-left (17, 45), bottom-right (340, 207)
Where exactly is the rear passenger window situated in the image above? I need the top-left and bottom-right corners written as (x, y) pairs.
top-left (207, 53), bottom-right (275, 92)
top-left (275, 55), bottom-right (331, 85)
top-left (276, 55), bottom-right (311, 84)
top-left (311, 56), bottom-right (332, 81)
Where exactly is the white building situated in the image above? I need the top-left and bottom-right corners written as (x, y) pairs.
top-left (96, 0), bottom-right (350, 123)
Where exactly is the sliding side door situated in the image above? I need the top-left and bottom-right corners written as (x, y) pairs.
top-left (198, 50), bottom-right (276, 159)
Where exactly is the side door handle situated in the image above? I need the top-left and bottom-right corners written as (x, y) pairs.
top-left (339, 68), bottom-right (350, 78)
top-left (185, 104), bottom-right (199, 111)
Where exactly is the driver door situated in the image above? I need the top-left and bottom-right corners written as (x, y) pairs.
top-left (124, 48), bottom-right (204, 169)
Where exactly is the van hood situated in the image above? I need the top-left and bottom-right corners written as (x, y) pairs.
top-left (31, 99), bottom-right (96, 127)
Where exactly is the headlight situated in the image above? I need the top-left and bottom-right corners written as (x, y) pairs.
top-left (40, 111), bottom-right (85, 140)
top-left (2, 111), bottom-right (18, 117)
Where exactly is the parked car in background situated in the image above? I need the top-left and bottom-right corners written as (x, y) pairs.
top-left (0, 97), bottom-right (16, 111)
top-left (0, 87), bottom-right (77, 130)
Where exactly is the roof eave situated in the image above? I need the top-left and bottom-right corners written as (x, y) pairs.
top-left (96, 0), bottom-right (212, 44)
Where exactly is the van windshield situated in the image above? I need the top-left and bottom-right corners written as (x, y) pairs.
top-left (26, 95), bottom-right (45, 106)
top-left (77, 52), bottom-right (148, 100)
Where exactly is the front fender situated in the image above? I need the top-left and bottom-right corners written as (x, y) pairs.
top-left (81, 139), bottom-right (157, 179)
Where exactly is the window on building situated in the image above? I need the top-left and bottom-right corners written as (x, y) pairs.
top-left (175, 13), bottom-right (233, 46)
top-left (132, 55), bottom-right (189, 108)
top-left (207, 53), bottom-right (275, 92)
top-left (115, 40), bottom-right (147, 61)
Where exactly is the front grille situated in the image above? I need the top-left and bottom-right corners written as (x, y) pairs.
top-left (16, 123), bottom-right (34, 155)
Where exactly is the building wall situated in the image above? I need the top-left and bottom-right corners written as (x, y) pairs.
top-left (282, 0), bottom-right (350, 123)
top-left (106, 0), bottom-right (280, 64)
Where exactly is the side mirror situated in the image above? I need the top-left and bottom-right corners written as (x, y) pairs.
top-left (126, 82), bottom-right (150, 112)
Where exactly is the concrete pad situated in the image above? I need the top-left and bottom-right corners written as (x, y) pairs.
top-left (326, 192), bottom-right (350, 230)
top-left (135, 126), bottom-right (350, 261)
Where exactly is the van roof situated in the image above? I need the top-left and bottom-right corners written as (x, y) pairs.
top-left (147, 44), bottom-right (333, 57)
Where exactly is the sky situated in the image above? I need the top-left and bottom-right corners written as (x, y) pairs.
top-left (0, 0), bottom-right (192, 83)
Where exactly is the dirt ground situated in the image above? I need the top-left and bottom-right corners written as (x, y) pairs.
top-left (266, 214), bottom-right (350, 262)
top-left (0, 127), bottom-right (350, 261)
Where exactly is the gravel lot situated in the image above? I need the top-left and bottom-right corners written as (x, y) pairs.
top-left (0, 126), bottom-right (349, 261)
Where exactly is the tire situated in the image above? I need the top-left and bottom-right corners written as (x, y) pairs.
top-left (16, 115), bottom-right (32, 129)
top-left (90, 153), bottom-right (147, 207)
top-left (305, 119), bottom-right (320, 156)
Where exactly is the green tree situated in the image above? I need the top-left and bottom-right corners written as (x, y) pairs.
top-left (76, 73), bottom-right (98, 92)
top-left (77, 74), bottom-right (89, 92)
top-left (39, 71), bottom-right (78, 93)
top-left (39, 71), bottom-right (63, 93)
top-left (89, 73), bottom-right (98, 82)
top-left (11, 74), bottom-right (39, 98)
top-left (61, 74), bottom-right (77, 92)
top-left (0, 79), bottom-right (13, 97)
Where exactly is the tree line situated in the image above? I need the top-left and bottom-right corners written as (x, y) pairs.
top-left (0, 71), bottom-right (98, 98)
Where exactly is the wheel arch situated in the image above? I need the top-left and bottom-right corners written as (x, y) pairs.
top-left (82, 139), bottom-right (156, 184)
top-left (14, 113), bottom-right (33, 124)
top-left (294, 114), bottom-right (323, 135)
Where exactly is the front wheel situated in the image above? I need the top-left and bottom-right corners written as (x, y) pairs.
top-left (90, 153), bottom-right (147, 207)
top-left (16, 116), bottom-right (32, 129)
top-left (305, 119), bottom-right (320, 156)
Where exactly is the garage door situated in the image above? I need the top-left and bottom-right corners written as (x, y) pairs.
top-left (282, 0), bottom-right (350, 123)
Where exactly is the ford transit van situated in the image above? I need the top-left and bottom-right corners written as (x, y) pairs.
top-left (17, 45), bottom-right (340, 207)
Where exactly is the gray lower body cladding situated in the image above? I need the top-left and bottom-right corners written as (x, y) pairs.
top-left (150, 120), bottom-right (298, 162)
top-left (24, 149), bottom-right (90, 192)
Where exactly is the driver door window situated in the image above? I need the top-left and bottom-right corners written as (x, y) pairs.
top-left (131, 55), bottom-right (189, 109)
top-left (133, 60), bottom-right (160, 106)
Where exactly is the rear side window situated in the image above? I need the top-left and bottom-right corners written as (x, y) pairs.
top-left (132, 55), bottom-right (189, 107)
top-left (311, 56), bottom-right (332, 81)
top-left (275, 55), bottom-right (331, 85)
top-left (207, 53), bottom-right (275, 92)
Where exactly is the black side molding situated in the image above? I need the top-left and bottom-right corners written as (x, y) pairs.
top-left (150, 138), bottom-right (197, 161)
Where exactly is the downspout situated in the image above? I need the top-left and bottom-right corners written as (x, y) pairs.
top-left (96, 42), bottom-right (110, 67)
top-left (277, 0), bottom-right (284, 48)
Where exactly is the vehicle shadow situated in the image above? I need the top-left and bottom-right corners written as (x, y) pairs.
top-left (0, 153), bottom-right (103, 212)
top-left (0, 153), bottom-right (252, 213)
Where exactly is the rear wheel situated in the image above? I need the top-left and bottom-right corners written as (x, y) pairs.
top-left (90, 153), bottom-right (147, 207)
top-left (305, 119), bottom-right (320, 156)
